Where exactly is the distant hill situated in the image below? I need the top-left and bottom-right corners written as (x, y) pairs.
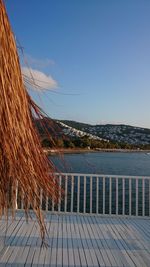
top-left (59, 120), bottom-right (150, 146)
top-left (34, 118), bottom-right (150, 148)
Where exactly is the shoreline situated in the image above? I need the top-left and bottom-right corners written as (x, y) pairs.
top-left (43, 148), bottom-right (150, 155)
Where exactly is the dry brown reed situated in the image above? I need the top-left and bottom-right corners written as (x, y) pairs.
top-left (0, 0), bottom-right (61, 241)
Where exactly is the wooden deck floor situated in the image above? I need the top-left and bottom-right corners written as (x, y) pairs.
top-left (0, 212), bottom-right (150, 266)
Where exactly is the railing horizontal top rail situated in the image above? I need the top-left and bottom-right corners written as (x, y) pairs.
top-left (55, 173), bottom-right (150, 180)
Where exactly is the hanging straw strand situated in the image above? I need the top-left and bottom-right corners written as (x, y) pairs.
top-left (0, 0), bottom-right (61, 241)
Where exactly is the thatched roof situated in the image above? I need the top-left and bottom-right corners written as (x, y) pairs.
top-left (0, 0), bottom-right (61, 241)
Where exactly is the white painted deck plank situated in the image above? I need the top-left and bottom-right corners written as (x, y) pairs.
top-left (109, 217), bottom-right (149, 267)
top-left (104, 217), bottom-right (132, 266)
top-left (108, 217), bottom-right (138, 267)
top-left (116, 219), bottom-right (148, 267)
top-left (66, 215), bottom-right (75, 266)
top-left (79, 215), bottom-right (100, 267)
top-left (118, 218), bottom-right (150, 267)
top-left (9, 219), bottom-right (35, 266)
top-left (74, 215), bottom-right (90, 266)
top-left (70, 215), bottom-right (82, 267)
top-left (0, 212), bottom-right (150, 266)
top-left (29, 218), bottom-right (45, 267)
top-left (57, 215), bottom-right (63, 266)
top-left (18, 246), bottom-right (31, 266)
top-left (24, 247), bottom-right (35, 267)
top-left (104, 218), bottom-right (136, 267)
top-left (44, 216), bottom-right (53, 266)
top-left (95, 217), bottom-right (119, 267)
top-left (131, 218), bottom-right (150, 242)
top-left (91, 216), bottom-right (114, 266)
top-left (74, 214), bottom-right (89, 266)
top-left (0, 217), bottom-right (25, 265)
top-left (49, 215), bottom-right (59, 266)
top-left (85, 216), bottom-right (106, 267)
top-left (62, 215), bottom-right (69, 266)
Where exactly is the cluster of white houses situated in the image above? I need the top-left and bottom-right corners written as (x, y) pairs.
top-left (58, 121), bottom-right (150, 145)
top-left (82, 125), bottom-right (150, 145)
top-left (58, 121), bottom-right (109, 142)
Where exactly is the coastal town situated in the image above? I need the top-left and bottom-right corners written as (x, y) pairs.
top-left (59, 120), bottom-right (150, 146)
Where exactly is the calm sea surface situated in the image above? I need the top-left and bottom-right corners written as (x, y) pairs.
top-left (49, 152), bottom-right (150, 176)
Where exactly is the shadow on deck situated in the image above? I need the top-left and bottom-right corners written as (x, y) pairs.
top-left (0, 211), bottom-right (150, 267)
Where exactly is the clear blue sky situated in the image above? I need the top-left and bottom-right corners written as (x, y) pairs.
top-left (6, 0), bottom-right (150, 128)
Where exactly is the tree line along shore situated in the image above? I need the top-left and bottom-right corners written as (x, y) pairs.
top-left (41, 135), bottom-right (150, 154)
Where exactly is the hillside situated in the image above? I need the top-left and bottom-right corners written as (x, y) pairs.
top-left (59, 120), bottom-right (150, 146)
top-left (34, 118), bottom-right (150, 149)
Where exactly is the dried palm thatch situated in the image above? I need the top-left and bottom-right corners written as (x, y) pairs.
top-left (0, 0), bottom-right (61, 240)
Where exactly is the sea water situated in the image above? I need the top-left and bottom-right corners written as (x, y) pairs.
top-left (49, 152), bottom-right (150, 176)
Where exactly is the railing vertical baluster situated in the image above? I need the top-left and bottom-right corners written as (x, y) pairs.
top-left (142, 179), bottom-right (145, 217)
top-left (136, 178), bottom-right (138, 216)
top-left (45, 195), bottom-right (48, 212)
top-left (122, 178), bottom-right (125, 215)
top-left (96, 176), bottom-right (99, 214)
top-left (58, 175), bottom-right (62, 212)
top-left (109, 177), bottom-right (112, 215)
top-left (52, 197), bottom-right (54, 211)
top-left (116, 178), bottom-right (118, 215)
top-left (149, 180), bottom-right (150, 217)
top-left (77, 175), bottom-right (80, 213)
top-left (103, 177), bottom-right (105, 214)
top-left (90, 176), bottom-right (93, 214)
top-left (71, 175), bottom-right (74, 213)
top-left (40, 189), bottom-right (43, 209)
top-left (15, 181), bottom-right (18, 210)
top-left (83, 176), bottom-right (86, 213)
top-left (64, 175), bottom-right (68, 213)
top-left (129, 178), bottom-right (131, 216)
top-left (21, 200), bottom-right (23, 210)
top-left (21, 189), bottom-right (24, 210)
top-left (52, 175), bottom-right (55, 212)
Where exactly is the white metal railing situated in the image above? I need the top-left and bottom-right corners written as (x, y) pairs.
top-left (16, 173), bottom-right (150, 217)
